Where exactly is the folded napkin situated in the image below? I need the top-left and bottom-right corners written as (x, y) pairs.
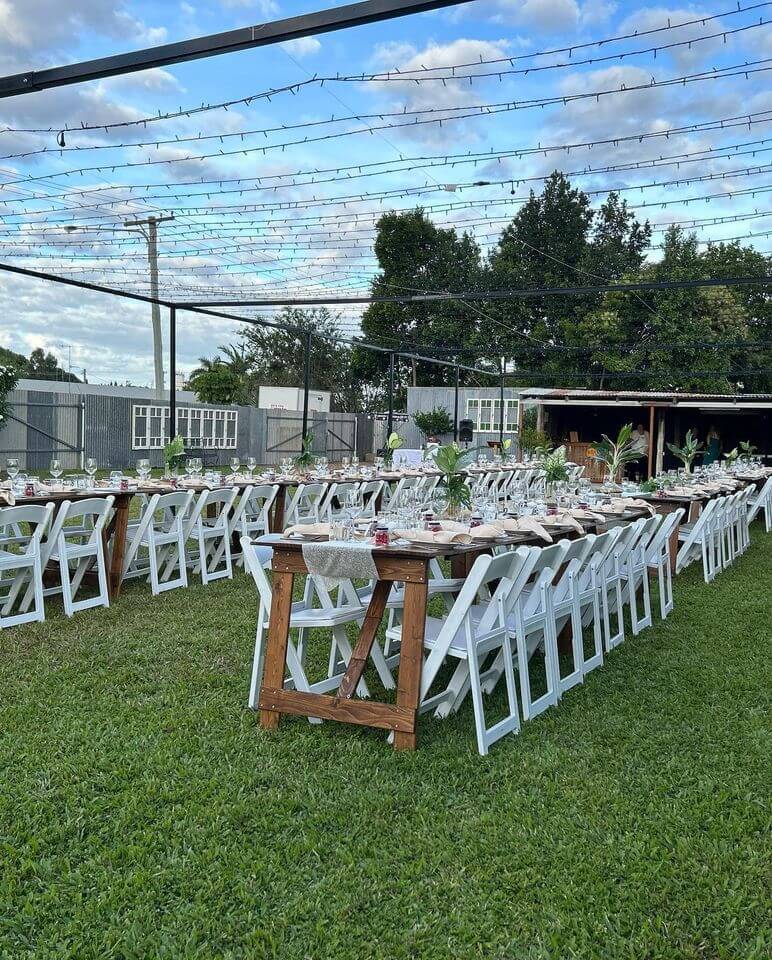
top-left (569, 508), bottom-right (606, 523)
top-left (619, 498), bottom-right (656, 515)
top-left (499, 516), bottom-right (553, 543)
top-left (469, 523), bottom-right (505, 540)
top-left (597, 501), bottom-right (627, 515)
top-left (394, 528), bottom-right (472, 545)
top-left (285, 522), bottom-right (331, 538)
top-left (550, 513), bottom-right (584, 534)
top-left (302, 539), bottom-right (377, 587)
top-left (0, 482), bottom-right (15, 506)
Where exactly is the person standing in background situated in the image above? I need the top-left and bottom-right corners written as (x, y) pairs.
top-left (629, 422), bottom-right (649, 477)
top-left (704, 425), bottom-right (721, 465)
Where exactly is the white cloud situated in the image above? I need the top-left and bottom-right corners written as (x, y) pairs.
top-left (281, 36), bottom-right (322, 58)
top-left (617, 7), bottom-right (728, 69)
top-left (581, 0), bottom-right (617, 26)
top-left (220, 0), bottom-right (279, 15)
top-left (368, 38), bottom-right (511, 143)
top-left (492, 0), bottom-right (580, 33)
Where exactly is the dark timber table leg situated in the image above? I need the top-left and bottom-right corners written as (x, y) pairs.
top-left (336, 580), bottom-right (392, 699)
top-left (270, 486), bottom-right (287, 533)
top-left (259, 569), bottom-right (295, 730)
top-left (393, 579), bottom-right (428, 751)
top-left (107, 494), bottom-right (131, 598)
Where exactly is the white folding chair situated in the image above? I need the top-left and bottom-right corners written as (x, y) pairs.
top-left (598, 519), bottom-right (646, 651)
top-left (747, 476), bottom-right (772, 532)
top-left (229, 484), bottom-right (279, 563)
top-left (676, 498), bottom-right (721, 582)
top-left (387, 547), bottom-right (539, 756)
top-left (360, 479), bottom-right (385, 518)
top-left (0, 503), bottom-right (53, 627)
top-left (173, 487), bottom-right (239, 584)
top-left (319, 481), bottom-right (362, 522)
top-left (643, 509), bottom-right (684, 620)
top-left (50, 497), bottom-right (114, 616)
top-left (122, 490), bottom-right (194, 595)
top-left (242, 537), bottom-right (393, 714)
top-left (619, 514), bottom-right (661, 635)
top-left (284, 482), bottom-right (328, 527)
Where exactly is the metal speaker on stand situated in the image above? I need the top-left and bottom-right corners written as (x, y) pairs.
top-left (459, 419), bottom-right (474, 444)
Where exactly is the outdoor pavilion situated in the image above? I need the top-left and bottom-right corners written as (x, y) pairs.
top-left (521, 387), bottom-right (772, 479)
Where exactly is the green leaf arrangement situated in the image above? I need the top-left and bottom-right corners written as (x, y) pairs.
top-left (434, 443), bottom-right (477, 514)
top-left (294, 432), bottom-right (315, 470)
top-left (666, 429), bottom-right (703, 473)
top-left (591, 423), bottom-right (643, 482)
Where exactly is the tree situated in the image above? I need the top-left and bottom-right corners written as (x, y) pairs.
top-left (237, 307), bottom-right (368, 411)
top-left (189, 364), bottom-right (244, 404)
top-left (0, 362), bottom-right (18, 430)
top-left (413, 406), bottom-right (454, 439)
top-left (26, 348), bottom-right (80, 382)
top-left (353, 209), bottom-right (486, 404)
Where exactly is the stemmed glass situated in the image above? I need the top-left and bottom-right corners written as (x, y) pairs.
top-left (49, 459), bottom-right (62, 482)
top-left (246, 457), bottom-right (256, 479)
top-left (7, 458), bottom-right (20, 482)
top-left (85, 458), bottom-right (98, 485)
top-left (136, 458), bottom-right (151, 483)
top-left (230, 456), bottom-right (241, 475)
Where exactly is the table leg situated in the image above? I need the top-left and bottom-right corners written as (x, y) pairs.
top-left (259, 570), bottom-right (295, 730)
top-left (393, 579), bottom-right (428, 751)
top-left (107, 495), bottom-right (131, 598)
top-left (270, 486), bottom-right (287, 533)
top-left (336, 580), bottom-right (392, 699)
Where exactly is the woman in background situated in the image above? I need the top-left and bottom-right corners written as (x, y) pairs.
top-left (703, 425), bottom-right (721, 465)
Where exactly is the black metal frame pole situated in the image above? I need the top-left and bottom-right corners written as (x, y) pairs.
top-left (0, 0), bottom-right (471, 98)
top-left (499, 357), bottom-right (505, 448)
top-left (169, 305), bottom-right (177, 441)
top-left (302, 330), bottom-right (312, 443)
top-left (453, 365), bottom-right (460, 442)
top-left (387, 351), bottom-right (395, 438)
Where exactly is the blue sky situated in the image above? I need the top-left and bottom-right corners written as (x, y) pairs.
top-left (1, 0), bottom-right (770, 384)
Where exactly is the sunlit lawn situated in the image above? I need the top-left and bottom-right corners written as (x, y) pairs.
top-left (0, 527), bottom-right (769, 959)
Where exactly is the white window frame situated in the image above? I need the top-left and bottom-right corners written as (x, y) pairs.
top-left (465, 396), bottom-right (520, 433)
top-left (132, 404), bottom-right (238, 450)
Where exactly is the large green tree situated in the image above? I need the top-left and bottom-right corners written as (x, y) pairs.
top-left (353, 209), bottom-right (487, 402)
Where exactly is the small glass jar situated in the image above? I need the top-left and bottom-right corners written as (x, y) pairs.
top-left (374, 524), bottom-right (390, 547)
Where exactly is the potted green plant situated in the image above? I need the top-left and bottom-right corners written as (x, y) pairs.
top-left (591, 423), bottom-right (643, 486)
top-left (294, 432), bottom-right (315, 471)
top-left (667, 430), bottom-right (703, 475)
top-left (725, 447), bottom-right (740, 466)
top-left (382, 431), bottom-right (404, 468)
top-left (639, 477), bottom-right (658, 493)
top-left (434, 443), bottom-right (476, 518)
top-left (163, 435), bottom-right (185, 477)
top-left (542, 445), bottom-right (569, 497)
top-left (413, 406), bottom-right (454, 442)
top-left (739, 440), bottom-right (758, 460)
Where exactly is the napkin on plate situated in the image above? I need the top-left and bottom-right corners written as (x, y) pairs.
top-left (498, 516), bottom-right (553, 543)
top-left (394, 528), bottom-right (472, 545)
top-left (619, 497), bottom-right (656, 515)
top-left (285, 522), bottom-right (331, 538)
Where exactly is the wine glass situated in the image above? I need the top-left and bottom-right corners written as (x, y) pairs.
top-left (230, 456), bottom-right (241, 475)
top-left (49, 459), bottom-right (62, 482)
top-left (85, 458), bottom-right (97, 484)
top-left (6, 458), bottom-right (19, 481)
top-left (246, 457), bottom-right (256, 479)
top-left (136, 458), bottom-right (150, 483)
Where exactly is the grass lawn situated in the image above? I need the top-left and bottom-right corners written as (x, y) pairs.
top-left (1, 528), bottom-right (770, 959)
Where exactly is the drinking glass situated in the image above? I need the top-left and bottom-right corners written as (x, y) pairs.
top-left (230, 456), bottom-right (241, 474)
top-left (246, 457), bottom-right (256, 479)
top-left (110, 470), bottom-right (122, 488)
top-left (49, 459), bottom-right (62, 481)
top-left (6, 458), bottom-right (19, 481)
top-left (137, 458), bottom-right (151, 482)
top-left (85, 458), bottom-right (98, 482)
top-left (374, 456), bottom-right (384, 472)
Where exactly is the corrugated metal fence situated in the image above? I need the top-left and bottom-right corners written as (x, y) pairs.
top-left (1, 387), bottom-right (371, 470)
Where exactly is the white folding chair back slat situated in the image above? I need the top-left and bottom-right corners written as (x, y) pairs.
top-left (0, 503), bottom-right (54, 627)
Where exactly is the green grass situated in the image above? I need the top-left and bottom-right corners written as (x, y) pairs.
top-left (1, 531), bottom-right (770, 959)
